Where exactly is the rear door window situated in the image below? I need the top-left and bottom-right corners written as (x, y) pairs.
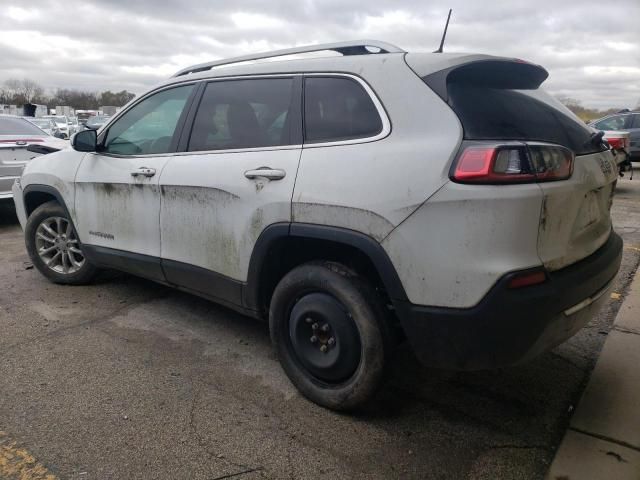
top-left (188, 78), bottom-right (296, 152)
top-left (304, 77), bottom-right (382, 143)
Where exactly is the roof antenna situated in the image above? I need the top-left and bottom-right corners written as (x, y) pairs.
top-left (434, 9), bottom-right (452, 53)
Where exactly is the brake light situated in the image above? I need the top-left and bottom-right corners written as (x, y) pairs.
top-left (606, 136), bottom-right (629, 150)
top-left (452, 143), bottom-right (574, 184)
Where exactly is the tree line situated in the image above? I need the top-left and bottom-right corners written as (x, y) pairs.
top-left (556, 95), bottom-right (639, 122)
top-left (0, 78), bottom-right (136, 110)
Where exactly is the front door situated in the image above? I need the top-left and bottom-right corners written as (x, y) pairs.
top-left (159, 76), bottom-right (302, 304)
top-left (74, 83), bottom-right (197, 280)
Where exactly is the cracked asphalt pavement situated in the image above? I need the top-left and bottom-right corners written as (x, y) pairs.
top-left (1, 170), bottom-right (639, 479)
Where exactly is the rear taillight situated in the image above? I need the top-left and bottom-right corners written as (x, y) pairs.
top-left (451, 143), bottom-right (574, 184)
top-left (605, 136), bottom-right (630, 150)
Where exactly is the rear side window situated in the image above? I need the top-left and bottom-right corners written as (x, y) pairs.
top-left (593, 114), bottom-right (633, 131)
top-left (188, 78), bottom-right (295, 152)
top-left (447, 83), bottom-right (601, 155)
top-left (304, 77), bottom-right (382, 143)
top-left (0, 117), bottom-right (47, 136)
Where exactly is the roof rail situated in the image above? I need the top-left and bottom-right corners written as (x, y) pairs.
top-left (172, 40), bottom-right (405, 77)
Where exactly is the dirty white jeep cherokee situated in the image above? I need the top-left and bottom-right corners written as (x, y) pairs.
top-left (13, 41), bottom-right (622, 410)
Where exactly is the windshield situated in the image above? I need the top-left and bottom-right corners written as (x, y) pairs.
top-left (0, 117), bottom-right (47, 135)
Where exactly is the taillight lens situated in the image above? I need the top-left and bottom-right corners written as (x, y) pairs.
top-left (606, 136), bottom-right (629, 150)
top-left (451, 143), bottom-right (574, 184)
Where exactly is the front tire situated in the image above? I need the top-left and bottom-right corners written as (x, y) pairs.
top-left (25, 201), bottom-right (98, 284)
top-left (269, 262), bottom-right (392, 411)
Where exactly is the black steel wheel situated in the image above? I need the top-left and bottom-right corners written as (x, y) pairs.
top-left (270, 261), bottom-right (392, 411)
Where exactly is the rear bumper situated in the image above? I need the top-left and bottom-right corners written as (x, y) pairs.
top-left (395, 231), bottom-right (623, 370)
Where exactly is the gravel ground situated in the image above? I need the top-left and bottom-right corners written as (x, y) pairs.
top-left (0, 170), bottom-right (639, 480)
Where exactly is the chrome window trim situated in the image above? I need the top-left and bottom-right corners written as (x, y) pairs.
top-left (96, 72), bottom-right (391, 158)
top-left (301, 73), bottom-right (391, 149)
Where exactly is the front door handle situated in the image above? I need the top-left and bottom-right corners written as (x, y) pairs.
top-left (131, 167), bottom-right (156, 178)
top-left (244, 167), bottom-right (286, 181)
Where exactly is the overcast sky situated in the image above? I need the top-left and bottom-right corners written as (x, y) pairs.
top-left (1, 0), bottom-right (638, 109)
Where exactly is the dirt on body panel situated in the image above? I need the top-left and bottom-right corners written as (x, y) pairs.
top-left (292, 202), bottom-right (395, 242)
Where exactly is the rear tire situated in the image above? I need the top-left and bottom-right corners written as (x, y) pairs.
top-left (25, 201), bottom-right (98, 285)
top-left (269, 261), bottom-right (392, 411)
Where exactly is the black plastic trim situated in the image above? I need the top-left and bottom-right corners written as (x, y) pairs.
top-left (395, 231), bottom-right (623, 370)
top-left (22, 184), bottom-right (72, 219)
top-left (162, 258), bottom-right (243, 306)
top-left (243, 223), bottom-right (291, 311)
top-left (289, 223), bottom-right (408, 301)
top-left (83, 245), bottom-right (166, 282)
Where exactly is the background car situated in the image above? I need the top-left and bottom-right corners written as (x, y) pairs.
top-left (602, 130), bottom-right (632, 177)
top-left (590, 111), bottom-right (640, 162)
top-left (84, 115), bottom-right (110, 130)
top-left (68, 116), bottom-right (82, 135)
top-left (0, 115), bottom-right (67, 200)
top-left (26, 117), bottom-right (60, 137)
top-left (42, 115), bottom-right (71, 139)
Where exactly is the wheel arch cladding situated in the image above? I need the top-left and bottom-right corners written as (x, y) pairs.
top-left (243, 223), bottom-right (409, 314)
top-left (23, 185), bottom-right (69, 218)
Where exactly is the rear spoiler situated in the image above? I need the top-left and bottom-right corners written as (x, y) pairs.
top-left (407, 56), bottom-right (548, 103)
top-left (27, 144), bottom-right (61, 155)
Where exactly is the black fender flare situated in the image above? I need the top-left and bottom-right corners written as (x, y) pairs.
top-left (243, 222), bottom-right (409, 312)
top-left (22, 184), bottom-right (72, 220)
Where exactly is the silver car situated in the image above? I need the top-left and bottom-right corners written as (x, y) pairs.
top-left (42, 115), bottom-right (71, 139)
top-left (26, 117), bottom-right (59, 137)
top-left (0, 115), bottom-right (67, 199)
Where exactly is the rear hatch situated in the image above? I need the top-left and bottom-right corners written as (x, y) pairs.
top-left (407, 54), bottom-right (618, 271)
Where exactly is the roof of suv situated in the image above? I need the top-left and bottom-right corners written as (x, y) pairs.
top-left (155, 40), bottom-right (516, 91)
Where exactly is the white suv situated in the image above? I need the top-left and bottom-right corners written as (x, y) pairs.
top-left (12, 41), bottom-right (622, 410)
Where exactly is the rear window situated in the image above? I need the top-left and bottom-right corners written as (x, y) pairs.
top-left (0, 117), bottom-right (47, 135)
top-left (446, 83), bottom-right (601, 155)
top-left (446, 83), bottom-right (602, 155)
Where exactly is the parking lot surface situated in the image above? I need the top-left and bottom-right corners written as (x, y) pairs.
top-left (1, 172), bottom-right (639, 480)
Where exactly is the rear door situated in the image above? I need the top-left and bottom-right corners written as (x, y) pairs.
top-left (158, 76), bottom-right (302, 304)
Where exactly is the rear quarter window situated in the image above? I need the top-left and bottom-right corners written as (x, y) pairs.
top-left (304, 76), bottom-right (382, 143)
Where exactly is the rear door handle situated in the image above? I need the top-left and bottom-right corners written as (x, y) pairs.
top-left (131, 167), bottom-right (156, 178)
top-left (244, 167), bottom-right (286, 181)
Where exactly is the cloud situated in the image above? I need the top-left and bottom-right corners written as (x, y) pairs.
top-left (0, 0), bottom-right (638, 108)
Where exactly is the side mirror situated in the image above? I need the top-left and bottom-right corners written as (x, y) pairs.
top-left (71, 129), bottom-right (97, 152)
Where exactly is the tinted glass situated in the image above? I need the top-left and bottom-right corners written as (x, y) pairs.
top-left (188, 78), bottom-right (294, 151)
top-left (594, 114), bottom-right (632, 131)
top-left (631, 114), bottom-right (640, 129)
top-left (104, 85), bottom-right (194, 155)
top-left (0, 117), bottom-right (47, 135)
top-left (304, 77), bottom-right (382, 143)
top-left (447, 83), bottom-right (603, 155)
